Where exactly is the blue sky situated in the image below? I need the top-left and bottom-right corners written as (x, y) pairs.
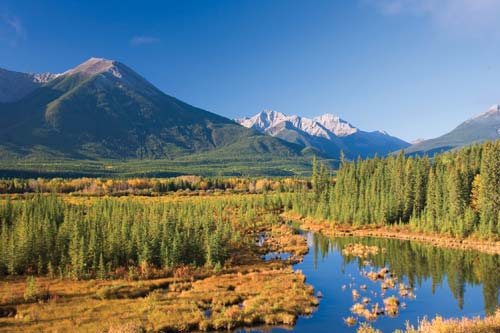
top-left (1, 0), bottom-right (499, 142)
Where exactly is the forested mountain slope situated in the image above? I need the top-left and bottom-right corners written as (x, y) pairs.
top-left (0, 58), bottom-right (311, 175)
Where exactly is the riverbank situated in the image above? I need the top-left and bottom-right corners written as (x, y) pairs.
top-left (282, 212), bottom-right (500, 256)
top-left (357, 309), bottom-right (500, 333)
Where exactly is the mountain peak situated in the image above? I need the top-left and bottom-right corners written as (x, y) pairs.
top-left (406, 104), bottom-right (500, 155)
top-left (1, 58), bottom-right (300, 162)
top-left (64, 57), bottom-right (122, 78)
top-left (487, 104), bottom-right (500, 113)
top-left (0, 67), bottom-right (60, 102)
top-left (237, 111), bottom-right (360, 138)
top-left (235, 110), bottom-right (409, 158)
top-left (313, 113), bottom-right (357, 136)
top-left (235, 109), bottom-right (288, 131)
top-left (260, 109), bottom-right (287, 120)
top-left (467, 104), bottom-right (500, 123)
top-left (32, 72), bottom-right (60, 83)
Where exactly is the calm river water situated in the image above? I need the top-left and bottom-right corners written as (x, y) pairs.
top-left (237, 232), bottom-right (500, 333)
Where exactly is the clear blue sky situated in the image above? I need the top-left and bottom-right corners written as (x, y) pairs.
top-left (1, 0), bottom-right (499, 142)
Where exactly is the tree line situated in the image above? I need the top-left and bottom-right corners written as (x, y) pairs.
top-left (0, 194), bottom-right (284, 279)
top-left (0, 176), bottom-right (308, 196)
top-left (295, 141), bottom-right (500, 238)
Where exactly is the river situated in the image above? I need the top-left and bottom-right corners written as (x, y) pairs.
top-left (237, 231), bottom-right (500, 333)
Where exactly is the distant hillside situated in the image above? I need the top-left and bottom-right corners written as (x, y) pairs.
top-left (0, 68), bottom-right (58, 103)
top-left (406, 104), bottom-right (500, 155)
top-left (236, 110), bottom-right (409, 159)
top-left (0, 58), bottom-right (310, 176)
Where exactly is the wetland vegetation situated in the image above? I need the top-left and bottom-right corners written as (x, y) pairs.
top-left (0, 141), bottom-right (499, 332)
top-left (0, 193), bottom-right (316, 332)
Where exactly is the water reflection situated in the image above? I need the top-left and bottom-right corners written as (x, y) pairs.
top-left (312, 233), bottom-right (500, 315)
top-left (261, 252), bottom-right (292, 261)
top-left (237, 232), bottom-right (500, 333)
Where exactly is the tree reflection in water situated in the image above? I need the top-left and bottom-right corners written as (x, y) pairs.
top-left (312, 233), bottom-right (500, 315)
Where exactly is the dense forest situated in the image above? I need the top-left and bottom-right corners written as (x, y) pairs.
top-left (294, 140), bottom-right (500, 238)
top-left (0, 194), bottom-right (284, 279)
top-left (1, 140), bottom-right (499, 280)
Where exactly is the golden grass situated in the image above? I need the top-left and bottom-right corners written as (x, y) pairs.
top-left (0, 257), bottom-right (316, 332)
top-left (345, 316), bottom-right (358, 326)
top-left (358, 310), bottom-right (500, 333)
top-left (260, 223), bottom-right (309, 257)
top-left (383, 296), bottom-right (400, 317)
top-left (0, 198), bottom-right (317, 332)
top-left (342, 243), bottom-right (384, 258)
top-left (400, 310), bottom-right (500, 333)
top-left (366, 268), bottom-right (389, 281)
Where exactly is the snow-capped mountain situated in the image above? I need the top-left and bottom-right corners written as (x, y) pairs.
top-left (0, 68), bottom-right (59, 103)
top-left (313, 114), bottom-right (358, 136)
top-left (238, 110), bottom-right (338, 140)
top-left (406, 104), bottom-right (500, 155)
top-left (236, 110), bottom-right (410, 159)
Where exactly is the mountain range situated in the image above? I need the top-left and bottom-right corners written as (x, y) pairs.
top-left (236, 110), bottom-right (410, 159)
top-left (0, 58), bottom-right (306, 164)
top-left (1, 57), bottom-right (499, 176)
top-left (405, 104), bottom-right (500, 155)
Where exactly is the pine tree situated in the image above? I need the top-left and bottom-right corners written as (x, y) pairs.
top-left (312, 156), bottom-right (320, 200)
top-left (98, 253), bottom-right (106, 280)
top-left (478, 141), bottom-right (500, 235)
top-left (319, 161), bottom-right (329, 195)
top-left (402, 158), bottom-right (416, 222)
top-left (47, 261), bottom-right (55, 279)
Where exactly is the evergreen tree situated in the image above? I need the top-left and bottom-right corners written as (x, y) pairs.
top-left (98, 253), bottom-right (106, 280)
top-left (478, 141), bottom-right (500, 235)
top-left (312, 156), bottom-right (320, 200)
top-left (293, 140), bottom-right (500, 239)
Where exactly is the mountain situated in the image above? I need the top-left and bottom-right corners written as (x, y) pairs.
top-left (236, 110), bottom-right (409, 159)
top-left (0, 68), bottom-right (58, 103)
top-left (406, 104), bottom-right (500, 155)
top-left (0, 58), bottom-right (306, 169)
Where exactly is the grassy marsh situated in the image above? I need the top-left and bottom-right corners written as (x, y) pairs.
top-left (0, 194), bottom-right (317, 332)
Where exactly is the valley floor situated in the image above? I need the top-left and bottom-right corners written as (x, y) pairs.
top-left (0, 194), bottom-right (317, 332)
top-left (1, 192), bottom-right (500, 332)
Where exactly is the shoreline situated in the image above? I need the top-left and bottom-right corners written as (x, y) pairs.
top-left (282, 212), bottom-right (500, 256)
